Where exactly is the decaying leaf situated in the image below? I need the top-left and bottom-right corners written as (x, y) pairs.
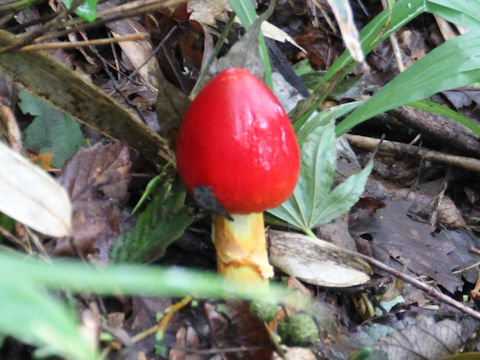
top-left (54, 141), bottom-right (131, 259)
top-left (0, 141), bottom-right (72, 237)
top-left (269, 230), bottom-right (372, 287)
top-left (374, 315), bottom-right (477, 359)
top-left (108, 19), bottom-right (162, 92)
top-left (215, 10), bottom-right (265, 79)
top-left (350, 200), bottom-right (464, 293)
top-left (188, 0), bottom-right (230, 26)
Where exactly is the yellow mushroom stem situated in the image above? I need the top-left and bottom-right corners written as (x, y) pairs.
top-left (212, 212), bottom-right (273, 290)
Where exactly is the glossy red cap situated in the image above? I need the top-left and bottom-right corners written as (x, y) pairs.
top-left (176, 68), bottom-right (300, 214)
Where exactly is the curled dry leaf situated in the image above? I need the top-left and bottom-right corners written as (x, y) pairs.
top-left (54, 141), bottom-right (131, 260)
top-left (0, 141), bottom-right (72, 237)
top-left (269, 230), bottom-right (372, 287)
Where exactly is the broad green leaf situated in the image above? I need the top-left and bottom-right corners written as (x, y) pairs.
top-left (228, 0), bottom-right (272, 89)
top-left (269, 123), bottom-right (335, 231)
top-left (19, 90), bottom-right (87, 168)
top-left (0, 280), bottom-right (95, 360)
top-left (61, 0), bottom-right (98, 22)
top-left (336, 31), bottom-right (480, 136)
top-left (427, 0), bottom-right (480, 31)
top-left (313, 160), bottom-right (373, 226)
top-left (408, 100), bottom-right (480, 136)
top-left (111, 178), bottom-right (193, 263)
top-left (269, 122), bottom-right (372, 232)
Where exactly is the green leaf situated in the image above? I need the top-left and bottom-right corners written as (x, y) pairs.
top-left (313, 160), bottom-right (373, 226)
top-left (0, 212), bottom-right (14, 240)
top-left (408, 100), bottom-right (480, 136)
top-left (0, 251), bottom-right (302, 360)
top-left (0, 280), bottom-right (95, 360)
top-left (427, 0), bottom-right (480, 31)
top-left (19, 90), bottom-right (87, 168)
top-left (0, 252), bottom-right (297, 304)
top-left (61, 0), bottom-right (98, 22)
top-left (111, 178), bottom-right (193, 263)
top-left (336, 31), bottom-right (480, 136)
top-left (269, 122), bottom-right (372, 232)
top-left (296, 101), bottom-right (364, 140)
top-left (228, 0), bottom-right (272, 89)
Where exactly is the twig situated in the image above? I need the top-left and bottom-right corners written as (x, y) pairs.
top-left (346, 134), bottom-right (480, 173)
top-left (19, 33), bottom-right (148, 51)
top-left (33, 0), bottom-right (186, 43)
top-left (131, 295), bottom-right (192, 343)
top-left (0, 0), bottom-right (84, 54)
top-left (0, 0), bottom-right (43, 12)
top-left (204, 303), bottom-right (227, 360)
top-left (350, 250), bottom-right (480, 320)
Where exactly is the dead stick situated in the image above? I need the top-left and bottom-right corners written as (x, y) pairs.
top-left (350, 250), bottom-right (480, 320)
top-left (346, 134), bottom-right (480, 173)
top-left (20, 33), bottom-right (148, 51)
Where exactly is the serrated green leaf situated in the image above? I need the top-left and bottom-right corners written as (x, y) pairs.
top-left (111, 179), bottom-right (193, 263)
top-left (313, 160), bottom-right (373, 226)
top-left (19, 90), bottom-right (87, 168)
top-left (270, 123), bottom-right (372, 232)
top-left (269, 123), bottom-right (335, 231)
top-left (61, 0), bottom-right (98, 22)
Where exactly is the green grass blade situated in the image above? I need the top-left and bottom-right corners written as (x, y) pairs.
top-left (291, 0), bottom-right (427, 125)
top-left (336, 31), bottom-right (480, 136)
top-left (324, 0), bottom-right (427, 82)
top-left (0, 252), bottom-right (297, 305)
top-left (409, 100), bottom-right (480, 137)
top-left (428, 0), bottom-right (480, 31)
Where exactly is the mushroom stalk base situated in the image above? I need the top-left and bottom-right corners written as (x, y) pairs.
top-left (212, 213), bottom-right (273, 290)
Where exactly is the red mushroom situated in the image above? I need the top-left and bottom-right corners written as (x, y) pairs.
top-left (176, 68), bottom-right (300, 288)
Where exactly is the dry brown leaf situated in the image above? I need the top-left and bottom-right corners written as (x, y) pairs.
top-left (187, 0), bottom-right (230, 26)
top-left (53, 141), bottom-right (131, 260)
top-left (109, 21), bottom-right (162, 93)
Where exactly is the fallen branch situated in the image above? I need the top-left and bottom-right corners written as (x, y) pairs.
top-left (346, 134), bottom-right (480, 173)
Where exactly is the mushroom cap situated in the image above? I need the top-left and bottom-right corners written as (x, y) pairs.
top-left (176, 68), bottom-right (300, 214)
